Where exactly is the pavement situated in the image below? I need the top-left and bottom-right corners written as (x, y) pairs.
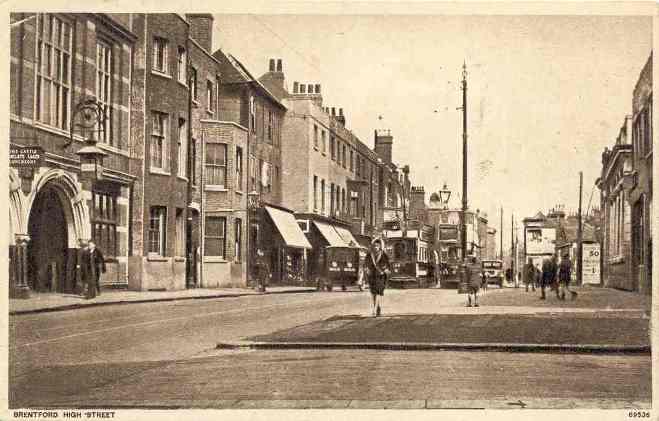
top-left (8, 285), bottom-right (317, 315)
top-left (219, 286), bottom-right (651, 353)
top-left (10, 287), bottom-right (651, 409)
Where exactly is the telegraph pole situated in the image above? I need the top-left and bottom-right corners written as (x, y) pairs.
top-left (500, 206), bottom-right (503, 260)
top-left (511, 212), bottom-right (514, 284)
top-left (460, 62), bottom-right (468, 262)
top-left (577, 171), bottom-right (583, 285)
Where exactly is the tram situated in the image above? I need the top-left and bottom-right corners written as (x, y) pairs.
top-left (382, 220), bottom-right (435, 288)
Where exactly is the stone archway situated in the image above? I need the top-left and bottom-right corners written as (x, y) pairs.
top-left (24, 169), bottom-right (90, 293)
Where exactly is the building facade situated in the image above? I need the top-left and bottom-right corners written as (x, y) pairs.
top-left (10, 13), bottom-right (137, 297)
top-left (628, 53), bottom-right (652, 295)
top-left (596, 116), bottom-right (633, 290)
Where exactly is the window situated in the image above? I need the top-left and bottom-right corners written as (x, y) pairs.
top-left (330, 136), bottom-right (336, 160)
top-left (356, 156), bottom-right (361, 177)
top-left (236, 147), bottom-right (243, 191)
top-left (149, 206), bottom-right (167, 256)
top-left (350, 150), bottom-right (354, 172)
top-left (205, 143), bottom-right (227, 187)
top-left (177, 118), bottom-right (187, 178)
top-left (35, 14), bottom-right (72, 130)
top-left (321, 131), bottom-right (326, 153)
top-left (152, 37), bottom-right (168, 74)
top-left (321, 179), bottom-right (325, 214)
top-left (342, 144), bottom-right (347, 168)
top-left (249, 96), bottom-right (256, 134)
top-left (177, 46), bottom-right (186, 84)
top-left (267, 110), bottom-right (273, 141)
top-left (235, 218), bottom-right (242, 261)
top-left (313, 125), bottom-right (319, 149)
top-left (205, 216), bottom-right (226, 257)
top-left (207, 80), bottom-right (214, 113)
top-left (191, 138), bottom-right (198, 185)
top-left (92, 190), bottom-right (118, 258)
top-left (330, 183), bottom-right (335, 215)
top-left (175, 208), bottom-right (185, 257)
top-left (96, 41), bottom-right (114, 145)
top-left (249, 155), bottom-right (257, 188)
top-left (190, 67), bottom-right (198, 101)
top-left (313, 175), bottom-right (318, 210)
top-left (151, 112), bottom-right (169, 171)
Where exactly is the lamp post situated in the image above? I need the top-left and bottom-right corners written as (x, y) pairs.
top-left (71, 98), bottom-right (108, 181)
top-left (247, 190), bottom-right (265, 292)
top-left (456, 62), bottom-right (469, 287)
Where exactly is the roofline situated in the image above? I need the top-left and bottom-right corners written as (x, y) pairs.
top-left (228, 54), bottom-right (287, 110)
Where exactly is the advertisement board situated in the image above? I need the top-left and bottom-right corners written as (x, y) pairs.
top-left (582, 243), bottom-right (601, 284)
top-left (525, 227), bottom-right (555, 255)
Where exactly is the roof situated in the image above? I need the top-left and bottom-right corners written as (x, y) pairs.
top-left (557, 218), bottom-right (597, 244)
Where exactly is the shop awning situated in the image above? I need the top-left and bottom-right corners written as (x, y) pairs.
top-left (334, 226), bottom-right (365, 249)
top-left (265, 206), bottom-right (312, 249)
top-left (313, 221), bottom-right (348, 247)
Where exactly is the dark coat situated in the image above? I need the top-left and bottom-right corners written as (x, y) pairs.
top-left (81, 247), bottom-right (106, 283)
top-left (365, 251), bottom-right (390, 295)
top-left (541, 258), bottom-right (557, 285)
top-left (558, 258), bottom-right (572, 282)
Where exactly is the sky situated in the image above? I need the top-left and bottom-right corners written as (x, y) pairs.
top-left (212, 13), bottom-right (652, 251)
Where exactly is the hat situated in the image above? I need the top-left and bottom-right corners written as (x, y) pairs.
top-left (371, 238), bottom-right (384, 248)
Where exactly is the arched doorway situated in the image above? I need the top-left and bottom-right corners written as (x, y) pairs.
top-left (27, 183), bottom-right (74, 293)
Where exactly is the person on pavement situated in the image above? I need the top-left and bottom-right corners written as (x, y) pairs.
top-left (81, 240), bottom-right (106, 300)
top-left (540, 254), bottom-right (558, 300)
top-left (505, 267), bottom-right (513, 287)
top-left (364, 238), bottom-right (391, 317)
top-left (524, 258), bottom-right (536, 292)
top-left (558, 253), bottom-right (578, 300)
top-left (465, 256), bottom-right (482, 307)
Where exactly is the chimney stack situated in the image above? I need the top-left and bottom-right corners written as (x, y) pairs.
top-left (300, 84), bottom-right (306, 94)
top-left (308, 84), bottom-right (314, 94)
top-left (315, 84), bottom-right (321, 94)
top-left (331, 107), bottom-right (336, 116)
top-left (186, 14), bottom-right (214, 53)
top-left (337, 108), bottom-right (346, 126)
top-left (374, 129), bottom-right (394, 165)
top-left (269, 58), bottom-right (276, 72)
top-left (276, 59), bottom-right (282, 72)
top-left (293, 81), bottom-right (299, 93)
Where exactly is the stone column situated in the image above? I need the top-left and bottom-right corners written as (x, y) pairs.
top-left (10, 234), bottom-right (31, 299)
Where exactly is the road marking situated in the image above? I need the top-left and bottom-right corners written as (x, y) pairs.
top-left (13, 295), bottom-right (355, 349)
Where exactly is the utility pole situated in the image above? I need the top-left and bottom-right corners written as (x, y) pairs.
top-left (459, 62), bottom-right (468, 263)
top-left (500, 206), bottom-right (503, 260)
top-left (577, 171), bottom-right (583, 286)
top-left (511, 212), bottom-right (515, 286)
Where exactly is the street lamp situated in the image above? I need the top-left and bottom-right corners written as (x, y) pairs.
top-left (70, 97), bottom-right (108, 181)
top-left (247, 190), bottom-right (265, 292)
top-left (439, 183), bottom-right (451, 209)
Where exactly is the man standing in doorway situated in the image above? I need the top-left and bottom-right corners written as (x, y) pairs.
top-left (82, 240), bottom-right (106, 299)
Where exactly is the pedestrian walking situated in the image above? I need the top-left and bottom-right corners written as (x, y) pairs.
top-left (81, 240), bottom-right (106, 300)
top-left (524, 259), bottom-right (536, 292)
top-left (364, 238), bottom-right (391, 317)
top-left (464, 256), bottom-right (482, 307)
top-left (481, 270), bottom-right (488, 293)
top-left (505, 267), bottom-right (513, 287)
top-left (540, 254), bottom-right (558, 300)
top-left (558, 253), bottom-right (577, 300)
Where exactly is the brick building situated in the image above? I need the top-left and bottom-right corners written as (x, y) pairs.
top-left (127, 14), bottom-right (194, 291)
top-left (9, 13), bottom-right (136, 297)
top-left (596, 116), bottom-right (633, 290)
top-left (213, 53), bottom-right (311, 286)
top-left (628, 53), bottom-right (652, 295)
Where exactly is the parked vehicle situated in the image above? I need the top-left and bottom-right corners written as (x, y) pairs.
top-left (317, 246), bottom-right (362, 291)
top-left (481, 259), bottom-right (504, 287)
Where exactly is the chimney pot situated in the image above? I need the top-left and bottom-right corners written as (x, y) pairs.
top-left (300, 84), bottom-right (306, 93)
top-left (331, 107), bottom-right (336, 116)
top-left (269, 59), bottom-right (275, 72)
top-left (308, 84), bottom-right (314, 94)
top-left (276, 59), bottom-right (282, 72)
top-left (293, 81), bottom-right (299, 93)
top-left (339, 108), bottom-right (343, 116)
top-left (315, 84), bottom-right (321, 94)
